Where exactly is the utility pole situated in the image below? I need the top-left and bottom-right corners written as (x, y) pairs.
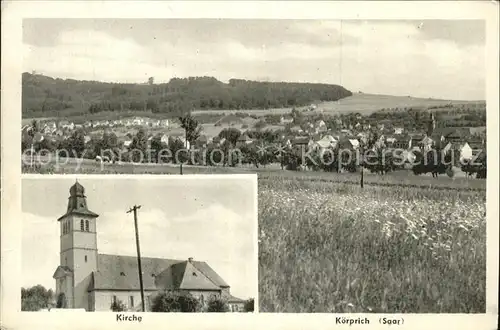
top-left (180, 127), bottom-right (187, 175)
top-left (360, 144), bottom-right (364, 189)
top-left (127, 205), bottom-right (145, 312)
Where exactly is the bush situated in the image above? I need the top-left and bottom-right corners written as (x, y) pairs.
top-left (244, 298), bottom-right (254, 312)
top-left (151, 291), bottom-right (200, 312)
top-left (21, 285), bottom-right (54, 311)
top-left (206, 295), bottom-right (229, 312)
top-left (111, 299), bottom-right (126, 312)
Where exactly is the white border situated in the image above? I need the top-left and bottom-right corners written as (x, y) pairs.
top-left (2, 1), bottom-right (499, 330)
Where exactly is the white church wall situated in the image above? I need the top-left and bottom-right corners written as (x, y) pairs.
top-left (93, 290), bottom-right (157, 311)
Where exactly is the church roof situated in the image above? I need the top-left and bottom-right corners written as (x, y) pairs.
top-left (57, 209), bottom-right (99, 221)
top-left (88, 254), bottom-right (229, 292)
top-left (156, 261), bottom-right (221, 291)
top-left (53, 265), bottom-right (72, 279)
top-left (223, 293), bottom-right (246, 303)
top-left (70, 181), bottom-right (85, 196)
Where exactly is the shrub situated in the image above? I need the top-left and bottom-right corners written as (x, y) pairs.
top-left (206, 295), bottom-right (229, 312)
top-left (244, 298), bottom-right (254, 312)
top-left (111, 299), bottom-right (126, 312)
top-left (151, 291), bottom-right (200, 312)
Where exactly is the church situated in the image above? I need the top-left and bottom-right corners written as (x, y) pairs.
top-left (52, 181), bottom-right (246, 312)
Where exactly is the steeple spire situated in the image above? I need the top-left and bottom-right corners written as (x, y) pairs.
top-left (427, 111), bottom-right (435, 137)
top-left (58, 181), bottom-right (99, 221)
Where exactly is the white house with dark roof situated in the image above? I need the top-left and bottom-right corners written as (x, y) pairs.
top-left (53, 182), bottom-right (245, 312)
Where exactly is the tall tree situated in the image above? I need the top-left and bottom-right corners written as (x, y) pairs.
top-left (179, 113), bottom-right (202, 146)
top-left (178, 113), bottom-right (201, 173)
top-left (130, 128), bottom-right (148, 163)
top-left (219, 128), bottom-right (241, 146)
top-left (67, 129), bottom-right (86, 158)
top-left (21, 285), bottom-right (54, 311)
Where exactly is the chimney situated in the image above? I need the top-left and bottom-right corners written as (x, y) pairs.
top-left (188, 257), bottom-right (193, 263)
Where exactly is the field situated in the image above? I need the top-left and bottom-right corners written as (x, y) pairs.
top-left (258, 176), bottom-right (486, 313)
top-left (191, 93), bottom-right (484, 116)
top-left (23, 93), bottom-right (485, 125)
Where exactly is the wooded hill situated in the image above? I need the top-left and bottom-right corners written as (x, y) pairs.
top-left (22, 72), bottom-right (352, 118)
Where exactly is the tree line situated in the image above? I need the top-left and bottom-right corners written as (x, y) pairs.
top-left (22, 73), bottom-right (352, 118)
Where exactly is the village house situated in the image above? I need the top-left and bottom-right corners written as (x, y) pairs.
top-left (337, 137), bottom-right (360, 150)
top-left (419, 136), bottom-right (434, 151)
top-left (280, 116), bottom-right (293, 125)
top-left (196, 135), bottom-right (213, 148)
top-left (236, 133), bottom-right (253, 147)
top-left (468, 140), bottom-right (485, 158)
top-left (175, 136), bottom-right (191, 150)
top-left (289, 126), bottom-right (303, 134)
top-left (292, 136), bottom-right (313, 150)
top-left (340, 129), bottom-right (352, 135)
top-left (313, 135), bottom-right (337, 156)
top-left (431, 127), bottom-right (471, 146)
top-left (132, 117), bottom-right (145, 126)
top-left (408, 134), bottom-right (424, 150)
top-left (53, 182), bottom-right (245, 312)
top-left (279, 135), bottom-right (293, 149)
top-left (160, 134), bottom-right (169, 146)
top-left (393, 127), bottom-right (404, 135)
top-left (314, 120), bottom-right (327, 133)
top-left (58, 120), bottom-right (69, 128)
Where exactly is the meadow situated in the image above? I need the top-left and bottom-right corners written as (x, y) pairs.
top-left (258, 176), bottom-right (486, 313)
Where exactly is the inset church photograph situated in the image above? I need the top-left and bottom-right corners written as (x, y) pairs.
top-left (21, 175), bottom-right (257, 313)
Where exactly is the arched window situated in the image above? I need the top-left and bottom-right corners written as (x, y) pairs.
top-left (200, 294), bottom-right (204, 305)
top-left (85, 255), bottom-right (87, 262)
top-left (85, 220), bottom-right (89, 232)
top-left (80, 219), bottom-right (84, 231)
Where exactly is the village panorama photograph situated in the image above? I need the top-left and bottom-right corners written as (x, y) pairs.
top-left (20, 18), bottom-right (487, 313)
top-left (21, 176), bottom-right (257, 312)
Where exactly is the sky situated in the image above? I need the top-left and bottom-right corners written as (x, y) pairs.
top-left (21, 176), bottom-right (257, 300)
top-left (22, 19), bottom-right (485, 101)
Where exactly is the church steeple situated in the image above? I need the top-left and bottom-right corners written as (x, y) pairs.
top-left (427, 112), bottom-right (436, 136)
top-left (58, 181), bottom-right (98, 221)
top-left (54, 180), bottom-right (99, 310)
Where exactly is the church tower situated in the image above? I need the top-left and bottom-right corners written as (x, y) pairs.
top-left (427, 112), bottom-right (436, 137)
top-left (53, 181), bottom-right (99, 310)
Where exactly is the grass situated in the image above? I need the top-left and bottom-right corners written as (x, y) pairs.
top-left (258, 176), bottom-right (486, 313)
top-left (314, 93), bottom-right (484, 115)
